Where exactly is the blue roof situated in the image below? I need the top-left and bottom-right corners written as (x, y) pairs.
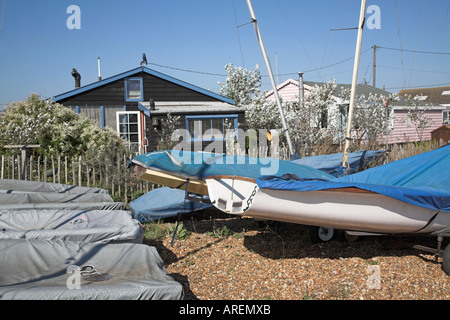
top-left (52, 66), bottom-right (234, 104)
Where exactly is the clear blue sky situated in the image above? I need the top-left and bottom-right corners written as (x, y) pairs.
top-left (1, 0), bottom-right (449, 109)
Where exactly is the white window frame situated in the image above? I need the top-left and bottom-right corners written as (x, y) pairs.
top-left (116, 111), bottom-right (142, 149)
top-left (443, 110), bottom-right (450, 125)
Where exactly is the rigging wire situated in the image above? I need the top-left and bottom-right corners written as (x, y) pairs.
top-left (433, 0), bottom-right (450, 84)
top-left (320, 0), bottom-right (344, 81)
top-left (147, 47), bottom-right (372, 79)
top-left (377, 46), bottom-right (450, 55)
top-left (378, 65), bottom-right (450, 74)
top-left (386, 82), bottom-right (450, 90)
top-left (273, 0), bottom-right (322, 81)
top-left (408, 0), bottom-right (427, 87)
top-left (232, 0), bottom-right (246, 68)
top-left (148, 62), bottom-right (227, 77)
top-left (0, 0), bottom-right (6, 33)
top-left (362, 52), bottom-right (373, 85)
top-left (394, 0), bottom-right (407, 89)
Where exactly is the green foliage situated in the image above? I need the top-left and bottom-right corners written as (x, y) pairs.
top-left (143, 221), bottom-right (191, 242)
top-left (155, 112), bottom-right (181, 150)
top-left (143, 221), bottom-right (169, 241)
top-left (0, 94), bottom-right (125, 157)
top-left (207, 225), bottom-right (239, 238)
top-left (167, 222), bottom-right (191, 240)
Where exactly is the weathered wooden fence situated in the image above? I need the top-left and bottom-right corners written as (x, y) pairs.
top-left (0, 152), bottom-right (154, 204)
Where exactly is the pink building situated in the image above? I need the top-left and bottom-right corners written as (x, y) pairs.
top-left (266, 78), bottom-right (446, 144)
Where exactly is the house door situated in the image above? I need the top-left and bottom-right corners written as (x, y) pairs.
top-left (116, 111), bottom-right (142, 152)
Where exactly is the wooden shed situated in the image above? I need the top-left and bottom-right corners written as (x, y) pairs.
top-left (52, 66), bottom-right (244, 153)
top-left (431, 125), bottom-right (450, 144)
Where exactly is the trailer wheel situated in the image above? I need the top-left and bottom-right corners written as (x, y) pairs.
top-left (443, 244), bottom-right (450, 276)
top-left (336, 230), bottom-right (359, 243)
top-left (309, 226), bottom-right (335, 243)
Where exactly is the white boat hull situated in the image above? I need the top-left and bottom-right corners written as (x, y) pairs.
top-left (205, 177), bottom-right (450, 235)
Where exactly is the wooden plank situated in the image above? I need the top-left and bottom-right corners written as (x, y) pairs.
top-left (4, 144), bottom-right (42, 148)
top-left (135, 166), bottom-right (208, 196)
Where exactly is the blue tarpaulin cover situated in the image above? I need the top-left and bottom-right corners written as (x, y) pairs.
top-left (130, 150), bottom-right (333, 181)
top-left (129, 151), bottom-right (333, 221)
top-left (256, 144), bottom-right (450, 213)
top-left (130, 187), bottom-right (211, 222)
top-left (291, 150), bottom-right (385, 177)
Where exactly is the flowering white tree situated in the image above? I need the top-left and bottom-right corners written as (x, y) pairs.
top-left (0, 94), bottom-right (125, 157)
top-left (338, 88), bottom-right (397, 147)
top-left (219, 64), bottom-right (403, 155)
top-left (218, 63), bottom-right (263, 107)
top-left (289, 81), bottom-right (337, 151)
top-left (219, 65), bottom-right (340, 154)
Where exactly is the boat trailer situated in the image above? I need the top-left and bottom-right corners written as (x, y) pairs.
top-left (412, 228), bottom-right (450, 275)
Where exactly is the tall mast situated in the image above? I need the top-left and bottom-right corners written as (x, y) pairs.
top-left (245, 0), bottom-right (294, 156)
top-left (341, 0), bottom-right (367, 169)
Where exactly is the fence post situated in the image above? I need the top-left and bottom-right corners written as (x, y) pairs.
top-left (71, 157), bottom-right (75, 185)
top-left (37, 155), bottom-right (41, 182)
top-left (78, 156), bottom-right (82, 186)
top-left (85, 161), bottom-right (89, 187)
top-left (124, 154), bottom-right (128, 204)
top-left (57, 155), bottom-right (61, 184)
top-left (51, 156), bottom-right (55, 183)
top-left (65, 156), bottom-right (68, 184)
top-left (44, 156), bottom-right (47, 182)
top-left (29, 155), bottom-right (33, 181)
top-left (111, 156), bottom-right (115, 197)
top-left (1, 155), bottom-right (4, 179)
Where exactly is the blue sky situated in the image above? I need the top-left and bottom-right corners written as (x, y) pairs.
top-left (0, 0), bottom-right (449, 109)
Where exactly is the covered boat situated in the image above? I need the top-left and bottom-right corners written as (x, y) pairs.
top-left (206, 144), bottom-right (450, 235)
top-left (0, 209), bottom-right (143, 243)
top-left (130, 186), bottom-right (211, 222)
top-left (0, 179), bottom-right (119, 206)
top-left (292, 150), bottom-right (386, 177)
top-left (0, 239), bottom-right (183, 300)
top-left (128, 150), bottom-right (333, 196)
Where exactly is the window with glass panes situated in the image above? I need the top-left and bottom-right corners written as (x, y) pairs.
top-left (116, 111), bottom-right (141, 148)
top-left (186, 115), bottom-right (238, 141)
top-left (124, 78), bottom-right (143, 101)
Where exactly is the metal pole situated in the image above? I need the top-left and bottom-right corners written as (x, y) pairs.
top-left (245, 0), bottom-right (294, 156)
top-left (373, 45), bottom-right (377, 88)
top-left (341, 0), bottom-right (367, 169)
top-left (98, 57), bottom-right (102, 81)
top-left (298, 72), bottom-right (304, 107)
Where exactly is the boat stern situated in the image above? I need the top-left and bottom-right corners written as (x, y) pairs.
top-left (205, 176), bottom-right (259, 215)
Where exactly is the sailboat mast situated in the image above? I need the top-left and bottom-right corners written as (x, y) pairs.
top-left (342, 0), bottom-right (367, 168)
top-left (245, 0), bottom-right (294, 156)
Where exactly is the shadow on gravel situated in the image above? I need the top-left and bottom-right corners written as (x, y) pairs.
top-left (242, 220), bottom-right (449, 265)
top-left (142, 208), bottom-right (449, 297)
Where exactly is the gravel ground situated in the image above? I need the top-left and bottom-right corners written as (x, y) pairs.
top-left (144, 210), bottom-right (450, 300)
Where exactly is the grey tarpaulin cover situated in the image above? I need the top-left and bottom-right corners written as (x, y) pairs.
top-left (0, 239), bottom-right (184, 300)
top-left (0, 179), bottom-right (108, 194)
top-left (0, 179), bottom-right (114, 205)
top-left (0, 202), bottom-right (126, 211)
top-left (0, 209), bottom-right (144, 243)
